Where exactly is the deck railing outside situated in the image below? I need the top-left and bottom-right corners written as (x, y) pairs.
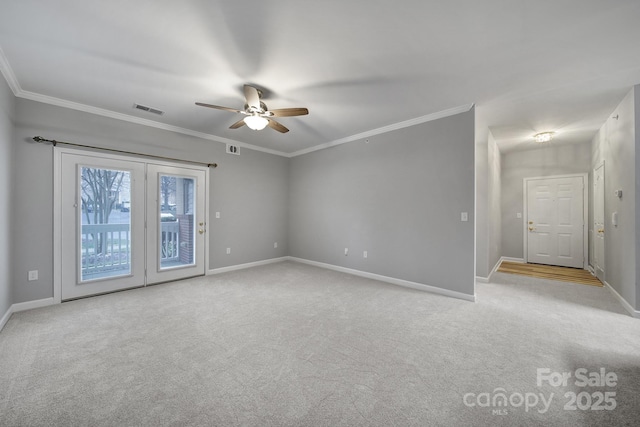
top-left (81, 221), bottom-right (179, 279)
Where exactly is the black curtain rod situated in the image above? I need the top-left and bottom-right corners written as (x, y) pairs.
top-left (32, 136), bottom-right (218, 168)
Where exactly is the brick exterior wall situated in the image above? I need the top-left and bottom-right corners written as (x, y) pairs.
top-left (177, 214), bottom-right (194, 264)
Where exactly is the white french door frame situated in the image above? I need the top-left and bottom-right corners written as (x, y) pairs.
top-left (522, 173), bottom-right (588, 269)
top-left (53, 147), bottom-right (210, 304)
top-left (146, 164), bottom-right (207, 285)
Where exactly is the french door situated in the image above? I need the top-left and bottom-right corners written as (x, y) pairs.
top-left (146, 164), bottom-right (206, 284)
top-left (58, 150), bottom-right (207, 300)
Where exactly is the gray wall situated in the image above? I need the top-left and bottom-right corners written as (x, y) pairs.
top-left (501, 143), bottom-right (592, 259)
top-left (289, 109), bottom-right (475, 296)
top-left (475, 128), bottom-right (489, 278)
top-left (636, 89), bottom-right (640, 311)
top-left (0, 74), bottom-right (14, 316)
top-left (210, 147), bottom-right (289, 267)
top-left (591, 86), bottom-right (637, 310)
top-left (12, 99), bottom-right (289, 304)
top-left (487, 132), bottom-right (502, 273)
top-left (475, 130), bottom-right (502, 279)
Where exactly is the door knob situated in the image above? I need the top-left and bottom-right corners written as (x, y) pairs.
top-left (528, 226), bottom-right (534, 231)
top-left (198, 229), bottom-right (204, 234)
top-left (528, 221), bottom-right (534, 225)
top-left (199, 222), bottom-right (204, 226)
top-left (598, 228), bottom-right (604, 233)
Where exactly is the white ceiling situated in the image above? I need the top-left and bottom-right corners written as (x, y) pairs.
top-left (1, 0), bottom-right (640, 155)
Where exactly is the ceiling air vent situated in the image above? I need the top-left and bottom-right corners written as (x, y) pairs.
top-left (226, 144), bottom-right (240, 155)
top-left (133, 103), bottom-right (164, 115)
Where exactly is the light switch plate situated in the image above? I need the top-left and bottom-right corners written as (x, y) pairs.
top-left (461, 212), bottom-right (468, 222)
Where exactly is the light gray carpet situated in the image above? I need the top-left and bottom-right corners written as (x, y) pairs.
top-left (1, 261), bottom-right (639, 426)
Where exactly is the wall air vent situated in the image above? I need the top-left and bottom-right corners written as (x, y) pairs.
top-left (226, 144), bottom-right (240, 155)
top-left (133, 103), bottom-right (164, 115)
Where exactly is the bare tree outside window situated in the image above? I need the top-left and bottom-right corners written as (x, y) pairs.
top-left (81, 167), bottom-right (126, 254)
top-left (160, 175), bottom-right (176, 211)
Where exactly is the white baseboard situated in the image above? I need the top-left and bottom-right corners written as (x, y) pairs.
top-left (485, 256), bottom-right (524, 282)
top-left (475, 276), bottom-right (489, 283)
top-left (604, 281), bottom-right (640, 319)
top-left (208, 257), bottom-right (288, 275)
top-left (0, 297), bottom-right (56, 332)
top-left (12, 297), bottom-right (55, 312)
top-left (289, 257), bottom-right (475, 302)
top-left (0, 305), bottom-right (11, 332)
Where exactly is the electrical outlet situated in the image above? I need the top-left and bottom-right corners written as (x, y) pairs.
top-left (344, 248), bottom-right (349, 256)
top-left (461, 212), bottom-right (468, 222)
top-left (226, 248), bottom-right (231, 255)
top-left (215, 212), bottom-right (220, 219)
top-left (28, 270), bottom-right (38, 281)
top-left (274, 242), bottom-right (278, 248)
top-left (363, 251), bottom-right (368, 258)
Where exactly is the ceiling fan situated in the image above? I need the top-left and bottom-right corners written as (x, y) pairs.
top-left (196, 85), bottom-right (309, 133)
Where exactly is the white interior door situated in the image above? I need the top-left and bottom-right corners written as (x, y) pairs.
top-left (526, 176), bottom-right (585, 268)
top-left (146, 164), bottom-right (206, 284)
top-left (61, 153), bottom-right (146, 300)
top-left (593, 164), bottom-right (605, 281)
top-left (59, 151), bottom-right (208, 300)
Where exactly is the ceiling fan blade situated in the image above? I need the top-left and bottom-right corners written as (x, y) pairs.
top-left (267, 118), bottom-right (289, 133)
top-left (243, 85), bottom-right (261, 110)
top-left (268, 108), bottom-right (309, 117)
top-left (229, 118), bottom-right (246, 129)
top-left (195, 102), bottom-right (243, 114)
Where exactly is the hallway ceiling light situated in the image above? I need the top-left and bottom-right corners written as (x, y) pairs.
top-left (534, 132), bottom-right (555, 143)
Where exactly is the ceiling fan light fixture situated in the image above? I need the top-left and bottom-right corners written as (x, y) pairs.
top-left (534, 131), bottom-right (555, 143)
top-left (244, 114), bottom-right (269, 131)
top-left (196, 85), bottom-right (306, 133)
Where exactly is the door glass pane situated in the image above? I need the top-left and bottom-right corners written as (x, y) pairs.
top-left (80, 167), bottom-right (131, 281)
top-left (159, 175), bottom-right (196, 269)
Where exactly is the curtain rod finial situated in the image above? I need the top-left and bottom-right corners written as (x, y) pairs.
top-left (33, 136), bottom-right (57, 146)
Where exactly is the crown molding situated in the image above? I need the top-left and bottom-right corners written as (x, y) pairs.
top-left (286, 103), bottom-right (475, 157)
top-left (2, 45), bottom-right (473, 159)
top-left (0, 45), bottom-right (21, 95)
top-left (0, 46), bottom-right (288, 157)
top-left (16, 90), bottom-right (289, 157)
